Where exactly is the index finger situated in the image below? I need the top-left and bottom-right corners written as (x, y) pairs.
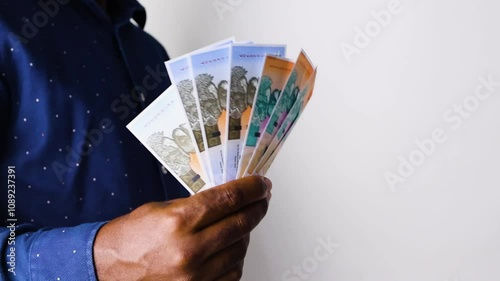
top-left (175, 176), bottom-right (272, 230)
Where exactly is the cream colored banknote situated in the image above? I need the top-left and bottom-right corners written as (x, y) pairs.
top-left (127, 86), bottom-right (211, 194)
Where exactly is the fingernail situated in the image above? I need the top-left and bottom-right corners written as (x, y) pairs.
top-left (263, 177), bottom-right (272, 191)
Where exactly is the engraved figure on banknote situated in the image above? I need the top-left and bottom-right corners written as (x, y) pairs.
top-left (229, 66), bottom-right (259, 140)
top-left (173, 124), bottom-right (195, 152)
top-left (229, 66), bottom-right (249, 140)
top-left (268, 89), bottom-right (280, 116)
top-left (195, 73), bottom-right (224, 148)
top-left (147, 129), bottom-right (205, 193)
top-left (177, 79), bottom-right (205, 153)
top-left (247, 77), bottom-right (259, 108)
top-left (217, 80), bottom-right (228, 111)
top-left (248, 75), bottom-right (272, 143)
top-left (273, 70), bottom-right (299, 128)
top-left (278, 85), bottom-right (308, 140)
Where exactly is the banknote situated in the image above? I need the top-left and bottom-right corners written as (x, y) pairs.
top-left (254, 68), bottom-right (317, 176)
top-left (189, 45), bottom-right (232, 186)
top-left (236, 55), bottom-right (295, 179)
top-left (129, 38), bottom-right (319, 194)
top-left (243, 50), bottom-right (315, 176)
top-left (127, 86), bottom-right (211, 194)
top-left (224, 44), bottom-right (287, 182)
top-left (165, 38), bottom-right (234, 186)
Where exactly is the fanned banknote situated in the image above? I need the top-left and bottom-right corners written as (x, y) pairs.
top-left (254, 68), bottom-right (317, 176)
top-left (127, 86), bottom-right (211, 194)
top-left (224, 44), bottom-right (287, 182)
top-left (236, 55), bottom-right (295, 179)
top-left (130, 38), bottom-right (318, 193)
top-left (243, 50), bottom-right (315, 176)
top-left (189, 45), bottom-right (232, 186)
top-left (165, 38), bottom-right (234, 186)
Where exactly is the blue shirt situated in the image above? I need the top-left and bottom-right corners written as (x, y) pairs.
top-left (0, 0), bottom-right (189, 279)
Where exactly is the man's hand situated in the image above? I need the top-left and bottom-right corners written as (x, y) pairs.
top-left (94, 176), bottom-right (272, 281)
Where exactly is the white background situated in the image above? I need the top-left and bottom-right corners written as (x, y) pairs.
top-left (141, 0), bottom-right (500, 280)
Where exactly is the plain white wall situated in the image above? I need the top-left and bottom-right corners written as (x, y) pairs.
top-left (141, 0), bottom-right (500, 280)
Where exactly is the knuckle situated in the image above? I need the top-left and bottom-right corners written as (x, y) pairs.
top-left (195, 190), bottom-right (210, 204)
top-left (180, 275), bottom-right (195, 281)
top-left (132, 202), bottom-right (160, 216)
top-left (223, 185), bottom-right (245, 208)
top-left (195, 193), bottom-right (211, 217)
top-left (236, 201), bottom-right (268, 233)
top-left (161, 208), bottom-right (187, 231)
top-left (234, 214), bottom-right (253, 234)
top-left (172, 248), bottom-right (198, 270)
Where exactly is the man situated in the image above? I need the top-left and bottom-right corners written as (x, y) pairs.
top-left (0, 0), bottom-right (272, 280)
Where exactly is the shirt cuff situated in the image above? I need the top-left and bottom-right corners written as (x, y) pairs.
top-left (26, 222), bottom-right (107, 280)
